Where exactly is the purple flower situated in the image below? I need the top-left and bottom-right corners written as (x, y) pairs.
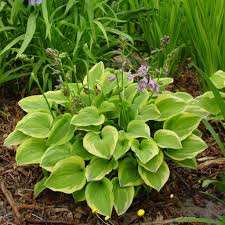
top-left (136, 76), bottom-right (160, 93)
top-left (127, 73), bottom-right (139, 81)
top-left (147, 77), bottom-right (160, 93)
top-left (127, 65), bottom-right (149, 81)
top-left (28, 0), bottom-right (42, 5)
top-left (138, 77), bottom-right (148, 92)
top-left (108, 75), bottom-right (117, 81)
top-left (137, 65), bottom-right (149, 76)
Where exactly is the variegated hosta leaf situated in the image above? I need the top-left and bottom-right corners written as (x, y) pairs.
top-left (44, 156), bottom-right (86, 194)
top-left (127, 120), bottom-right (150, 138)
top-left (83, 125), bottom-right (118, 159)
top-left (118, 156), bottom-right (143, 187)
top-left (16, 138), bottom-right (47, 165)
top-left (113, 131), bottom-right (130, 160)
top-left (18, 95), bottom-right (52, 113)
top-left (137, 104), bottom-right (160, 121)
top-left (137, 150), bottom-right (164, 172)
top-left (16, 112), bottom-right (53, 138)
top-left (85, 178), bottom-right (114, 217)
top-left (155, 94), bottom-right (186, 120)
top-left (165, 134), bottom-right (207, 161)
top-left (40, 143), bottom-right (73, 172)
top-left (47, 114), bottom-right (75, 146)
top-left (163, 112), bottom-right (201, 141)
top-left (130, 138), bottom-right (159, 164)
top-left (154, 129), bottom-right (182, 149)
top-left (112, 177), bottom-right (134, 216)
top-left (4, 129), bottom-right (28, 146)
top-left (85, 158), bottom-right (116, 182)
top-left (71, 106), bottom-right (105, 126)
top-left (138, 161), bottom-right (170, 191)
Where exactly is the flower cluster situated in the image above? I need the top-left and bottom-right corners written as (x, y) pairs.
top-left (28, 0), bottom-right (42, 6)
top-left (127, 65), bottom-right (149, 81)
top-left (128, 65), bottom-right (160, 93)
top-left (108, 65), bottom-right (160, 93)
top-left (137, 76), bottom-right (160, 92)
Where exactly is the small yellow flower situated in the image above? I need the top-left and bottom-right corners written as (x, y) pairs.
top-left (198, 180), bottom-right (202, 184)
top-left (105, 216), bottom-right (110, 221)
top-left (137, 209), bottom-right (145, 217)
top-left (170, 194), bottom-right (174, 199)
top-left (92, 208), bottom-right (97, 213)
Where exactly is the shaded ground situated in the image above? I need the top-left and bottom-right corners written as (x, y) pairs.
top-left (1, 67), bottom-right (225, 225)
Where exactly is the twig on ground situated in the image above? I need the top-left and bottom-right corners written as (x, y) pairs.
top-left (0, 180), bottom-right (21, 221)
top-left (197, 156), bottom-right (217, 162)
top-left (172, 169), bottom-right (191, 191)
top-left (25, 218), bottom-right (86, 225)
top-left (198, 158), bottom-right (225, 170)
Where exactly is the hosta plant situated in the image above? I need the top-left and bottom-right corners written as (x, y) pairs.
top-left (4, 62), bottom-right (216, 217)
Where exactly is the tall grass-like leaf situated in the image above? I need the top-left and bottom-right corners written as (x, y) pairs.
top-left (73, 30), bottom-right (84, 57)
top-left (94, 20), bottom-right (109, 47)
top-left (105, 27), bottom-right (133, 44)
top-left (41, 0), bottom-right (51, 41)
top-left (0, 34), bottom-right (24, 56)
top-left (175, 217), bottom-right (223, 224)
top-left (203, 119), bottom-right (225, 156)
top-left (0, 26), bottom-right (16, 32)
top-left (64, 0), bottom-right (78, 16)
top-left (9, 0), bottom-right (23, 25)
top-left (183, 0), bottom-right (225, 77)
top-left (0, 2), bottom-right (6, 12)
top-left (16, 12), bottom-right (37, 58)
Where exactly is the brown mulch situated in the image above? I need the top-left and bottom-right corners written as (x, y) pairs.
top-left (167, 64), bottom-right (202, 97)
top-left (1, 67), bottom-right (225, 225)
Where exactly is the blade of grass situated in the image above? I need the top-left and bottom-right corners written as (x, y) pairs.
top-left (94, 20), bottom-right (109, 47)
top-left (41, 0), bottom-right (51, 41)
top-left (0, 34), bottom-right (24, 56)
top-left (203, 119), bottom-right (225, 156)
top-left (16, 11), bottom-right (37, 58)
top-left (175, 217), bottom-right (223, 224)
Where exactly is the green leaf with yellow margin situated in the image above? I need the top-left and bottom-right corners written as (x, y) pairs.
top-left (130, 138), bottom-right (159, 164)
top-left (40, 143), bottom-right (74, 172)
top-left (112, 177), bottom-right (134, 216)
top-left (4, 129), bottom-right (28, 146)
top-left (137, 150), bottom-right (164, 172)
top-left (138, 161), bottom-right (170, 191)
top-left (165, 134), bottom-right (207, 161)
top-left (118, 156), bottom-right (143, 187)
top-left (71, 106), bottom-right (105, 126)
top-left (47, 114), bottom-right (75, 146)
top-left (127, 120), bottom-right (150, 138)
top-left (85, 158), bottom-right (115, 182)
top-left (17, 112), bottom-right (53, 138)
top-left (16, 138), bottom-right (47, 165)
top-left (154, 129), bottom-right (182, 149)
top-left (83, 125), bottom-right (118, 159)
top-left (44, 156), bottom-right (86, 194)
top-left (163, 112), bottom-right (201, 141)
top-left (85, 178), bottom-right (114, 217)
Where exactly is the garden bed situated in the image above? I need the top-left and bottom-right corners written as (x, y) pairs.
top-left (1, 67), bottom-right (225, 225)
